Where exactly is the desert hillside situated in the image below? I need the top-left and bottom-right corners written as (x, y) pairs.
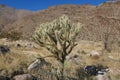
top-left (0, 1), bottom-right (120, 41)
top-left (0, 4), bottom-right (33, 33)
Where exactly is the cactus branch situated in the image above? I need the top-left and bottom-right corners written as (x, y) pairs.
top-left (32, 15), bottom-right (83, 63)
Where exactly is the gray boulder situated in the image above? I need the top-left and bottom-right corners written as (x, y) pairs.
top-left (28, 58), bottom-right (50, 71)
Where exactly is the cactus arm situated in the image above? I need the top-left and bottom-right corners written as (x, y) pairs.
top-left (32, 15), bottom-right (83, 63)
top-left (55, 31), bottom-right (63, 51)
top-left (67, 42), bottom-right (77, 54)
top-left (46, 32), bottom-right (57, 45)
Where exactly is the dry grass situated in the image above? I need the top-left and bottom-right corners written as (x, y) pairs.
top-left (0, 44), bottom-right (50, 74)
top-left (0, 39), bottom-right (120, 80)
top-left (0, 52), bottom-right (29, 74)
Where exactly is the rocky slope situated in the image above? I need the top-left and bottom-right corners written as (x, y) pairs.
top-left (0, 1), bottom-right (120, 41)
top-left (0, 4), bottom-right (33, 32)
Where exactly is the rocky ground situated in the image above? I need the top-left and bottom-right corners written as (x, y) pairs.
top-left (0, 38), bottom-right (120, 80)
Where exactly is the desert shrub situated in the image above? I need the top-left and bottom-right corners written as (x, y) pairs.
top-left (0, 30), bottom-right (22, 41)
top-left (32, 15), bottom-right (83, 79)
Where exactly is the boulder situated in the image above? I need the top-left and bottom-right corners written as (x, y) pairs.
top-left (0, 45), bottom-right (9, 54)
top-left (89, 51), bottom-right (101, 59)
top-left (96, 73), bottom-right (110, 80)
top-left (28, 58), bottom-right (50, 71)
top-left (84, 65), bottom-right (110, 80)
top-left (13, 74), bottom-right (35, 80)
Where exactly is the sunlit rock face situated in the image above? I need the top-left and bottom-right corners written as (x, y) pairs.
top-left (27, 58), bottom-right (49, 71)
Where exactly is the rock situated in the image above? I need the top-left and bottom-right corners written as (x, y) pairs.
top-left (0, 69), bottom-right (8, 76)
top-left (89, 51), bottom-right (101, 59)
top-left (28, 58), bottom-right (50, 71)
top-left (96, 73), bottom-right (110, 80)
top-left (15, 40), bottom-right (35, 49)
top-left (13, 74), bottom-right (35, 80)
top-left (84, 65), bottom-right (110, 80)
top-left (84, 65), bottom-right (109, 76)
top-left (0, 76), bottom-right (10, 80)
top-left (11, 69), bottom-right (24, 78)
top-left (84, 65), bottom-right (98, 76)
top-left (0, 45), bottom-right (10, 54)
top-left (25, 43), bottom-right (34, 49)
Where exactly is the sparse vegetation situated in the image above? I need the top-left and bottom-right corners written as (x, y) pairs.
top-left (32, 15), bottom-right (83, 79)
top-left (33, 15), bottom-right (83, 63)
top-left (0, 30), bottom-right (22, 41)
top-left (0, 38), bottom-right (120, 80)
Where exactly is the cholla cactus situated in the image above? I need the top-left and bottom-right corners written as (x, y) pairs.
top-left (32, 15), bottom-right (83, 63)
